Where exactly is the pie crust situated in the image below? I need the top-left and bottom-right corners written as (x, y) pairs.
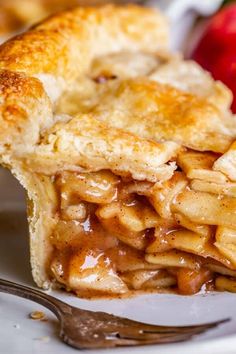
top-left (0, 4), bottom-right (236, 297)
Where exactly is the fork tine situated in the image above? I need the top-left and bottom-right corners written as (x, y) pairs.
top-left (161, 318), bottom-right (230, 332)
top-left (113, 326), bottom-right (207, 340)
top-left (100, 313), bottom-right (229, 335)
top-left (107, 320), bottom-right (223, 346)
top-left (105, 330), bottom-right (204, 347)
top-left (64, 330), bottom-right (203, 350)
top-left (103, 318), bottom-right (229, 344)
top-left (61, 312), bottom-right (229, 350)
top-left (110, 326), bottom-right (208, 341)
top-left (63, 331), bottom-right (170, 349)
top-left (139, 318), bottom-right (229, 334)
top-left (96, 310), bottom-right (229, 330)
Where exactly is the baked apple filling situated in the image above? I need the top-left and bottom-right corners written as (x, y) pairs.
top-left (48, 163), bottom-right (236, 297)
top-left (50, 170), bottom-right (167, 297)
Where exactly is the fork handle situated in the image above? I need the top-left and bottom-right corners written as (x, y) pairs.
top-left (0, 278), bottom-right (70, 319)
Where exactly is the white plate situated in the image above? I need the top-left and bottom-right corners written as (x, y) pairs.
top-left (1, 168), bottom-right (236, 354)
top-left (149, 0), bottom-right (224, 50)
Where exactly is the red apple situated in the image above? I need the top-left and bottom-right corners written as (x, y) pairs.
top-left (206, 4), bottom-right (236, 44)
top-left (212, 49), bottom-right (236, 112)
top-left (192, 4), bottom-right (236, 112)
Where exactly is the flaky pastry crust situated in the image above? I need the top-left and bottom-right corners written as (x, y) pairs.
top-left (0, 5), bottom-right (170, 287)
top-left (0, 4), bottom-right (235, 290)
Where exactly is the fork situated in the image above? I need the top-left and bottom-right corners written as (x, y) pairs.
top-left (0, 278), bottom-right (229, 349)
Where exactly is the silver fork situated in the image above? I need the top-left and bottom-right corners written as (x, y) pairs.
top-left (0, 278), bottom-right (229, 349)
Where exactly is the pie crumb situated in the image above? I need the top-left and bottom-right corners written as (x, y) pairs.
top-left (34, 336), bottom-right (50, 343)
top-left (29, 311), bottom-right (47, 321)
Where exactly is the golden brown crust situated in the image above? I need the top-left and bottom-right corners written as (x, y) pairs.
top-left (0, 5), bottom-right (170, 288)
top-left (149, 56), bottom-right (233, 112)
top-left (0, 4), bottom-right (169, 157)
top-left (0, 5), bottom-right (168, 79)
top-left (21, 113), bottom-right (179, 182)
top-left (0, 70), bottom-right (52, 154)
top-left (90, 78), bottom-right (236, 153)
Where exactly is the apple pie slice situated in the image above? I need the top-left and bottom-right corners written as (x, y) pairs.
top-left (1, 4), bottom-right (236, 297)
